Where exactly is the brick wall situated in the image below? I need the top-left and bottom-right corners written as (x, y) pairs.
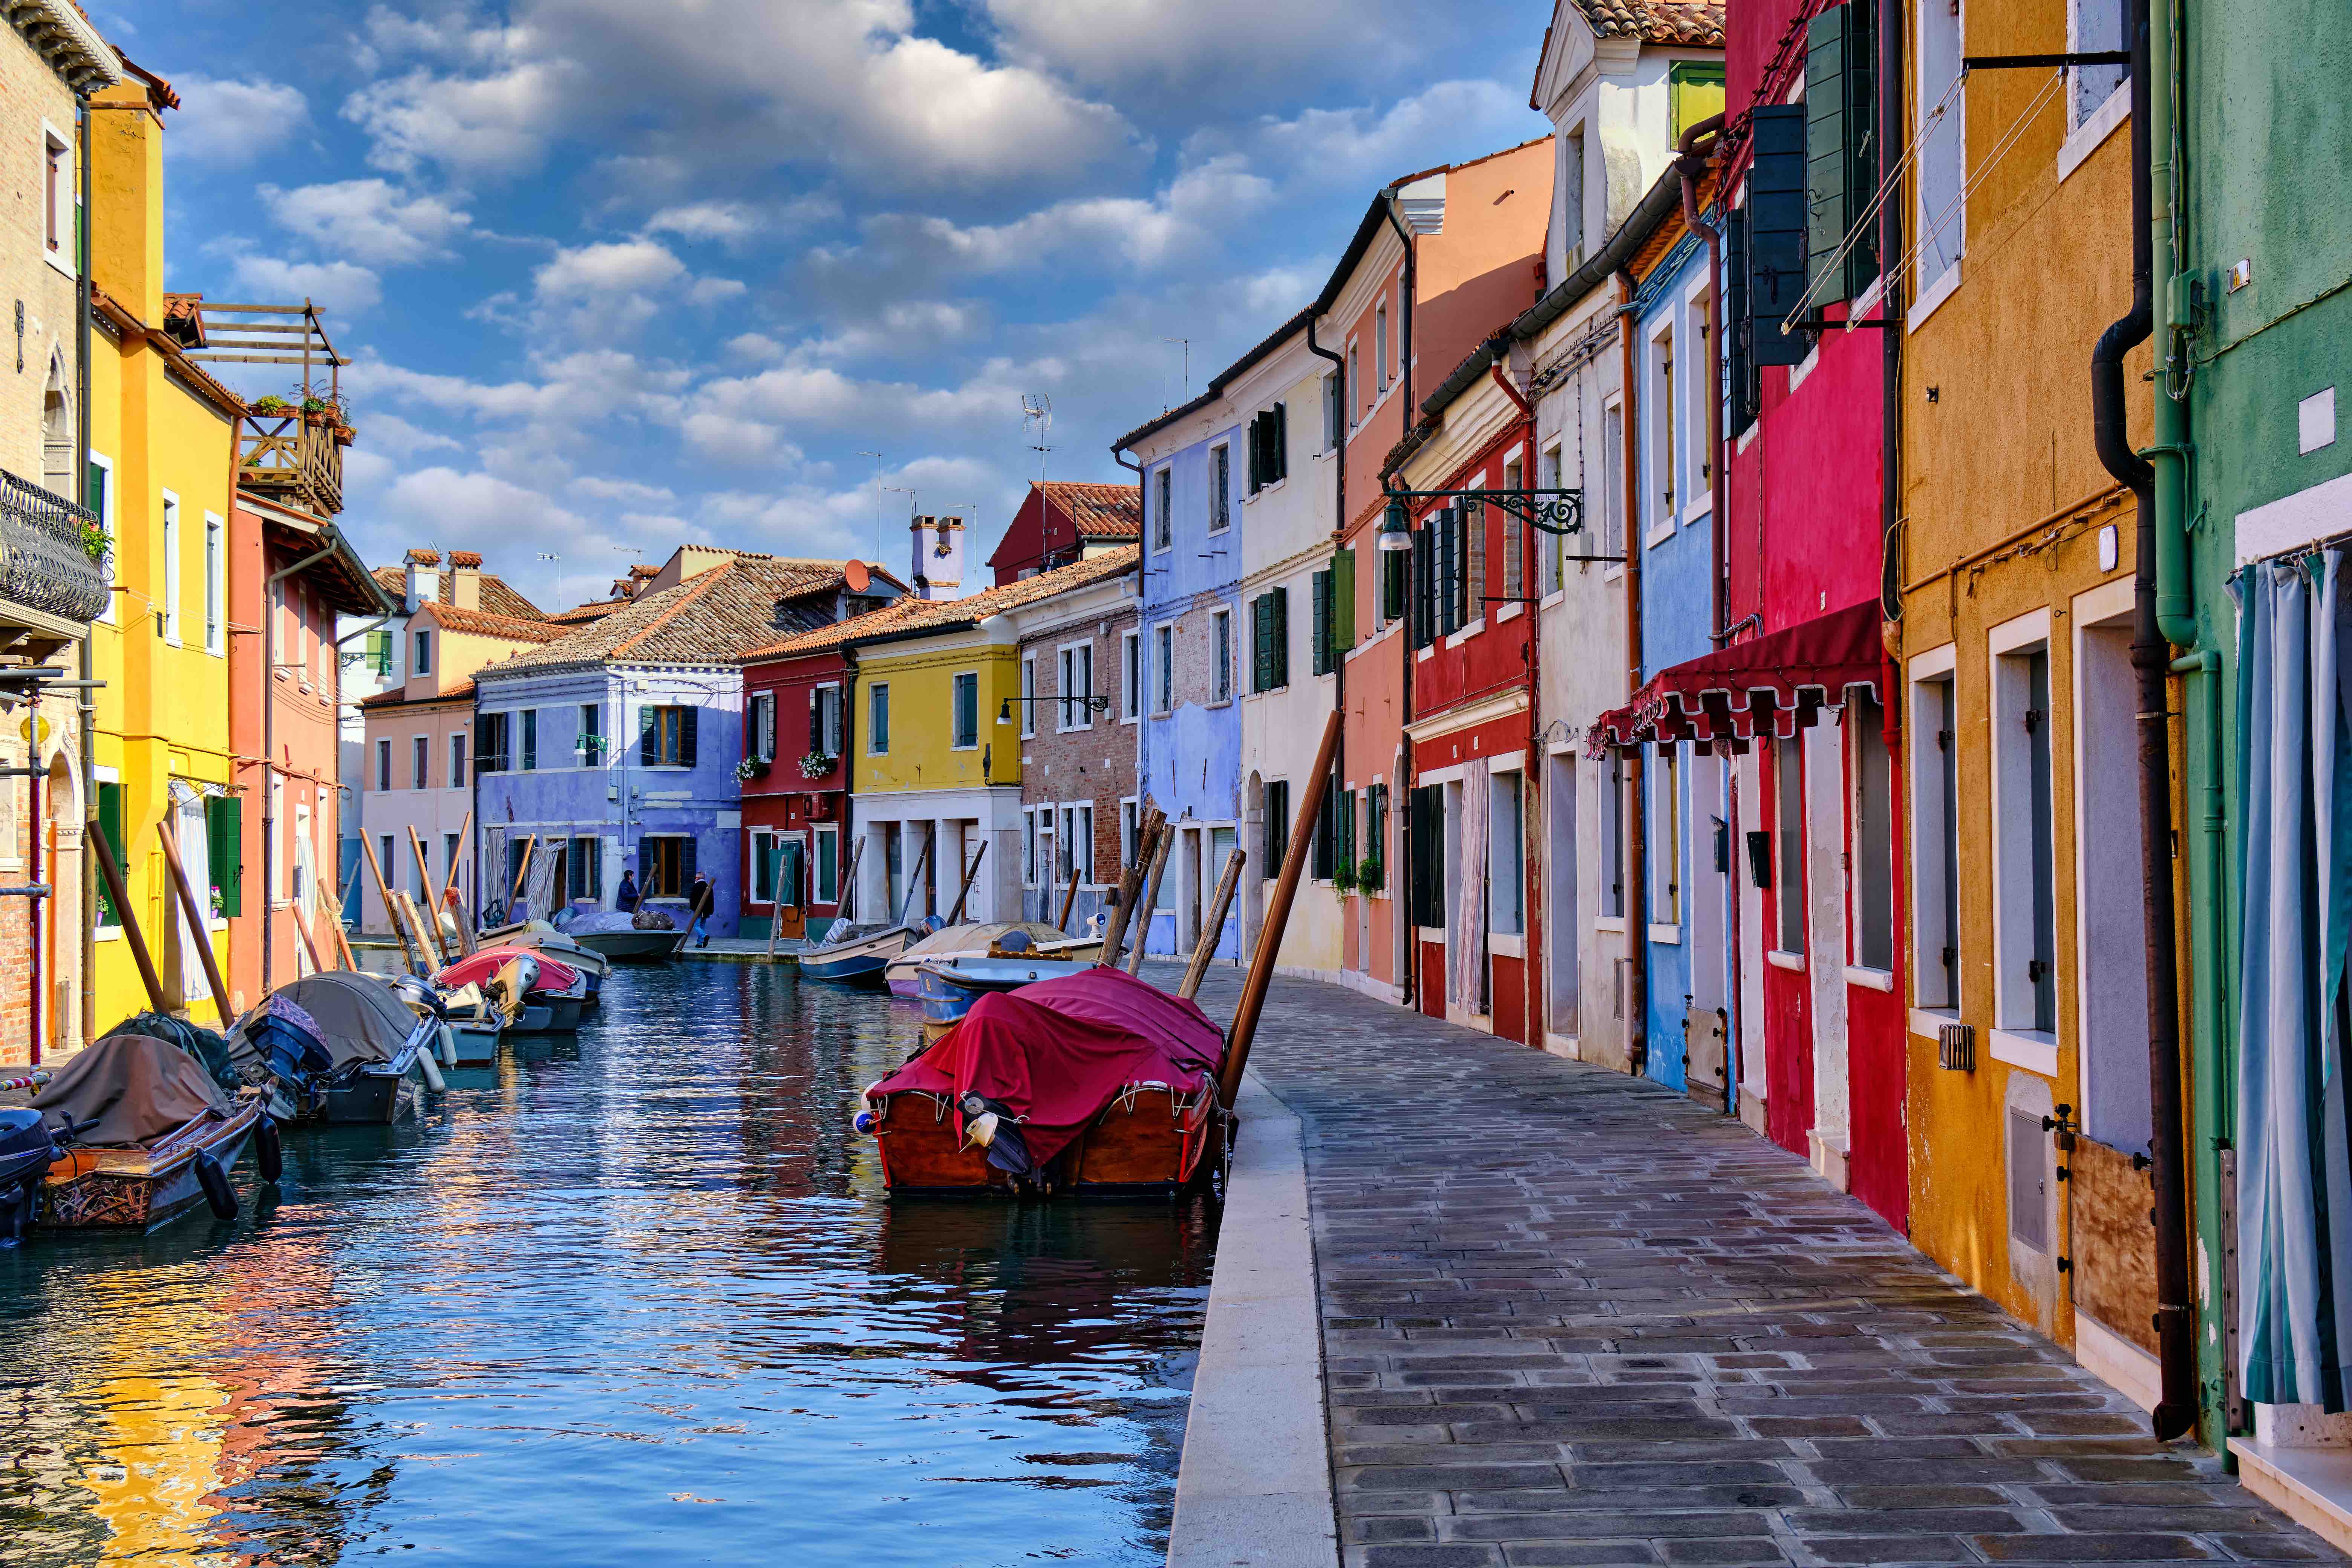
top-left (1019, 604), bottom-right (1139, 882)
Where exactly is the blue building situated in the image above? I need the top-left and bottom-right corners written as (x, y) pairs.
top-left (471, 548), bottom-right (892, 936)
top-left (1113, 392), bottom-right (1251, 962)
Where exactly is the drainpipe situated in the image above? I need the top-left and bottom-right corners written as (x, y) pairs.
top-left (1306, 317), bottom-right (1352, 975)
top-left (2089, 0), bottom-right (2194, 1443)
top-left (75, 94), bottom-right (94, 1046)
top-left (1617, 268), bottom-right (1649, 1076)
top-left (1382, 192), bottom-right (1420, 1009)
top-left (332, 613), bottom-right (393, 933)
top-left (1483, 351), bottom-right (1547, 1045)
top-left (260, 538), bottom-right (340, 992)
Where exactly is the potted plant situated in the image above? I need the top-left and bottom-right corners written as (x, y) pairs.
top-left (251, 394), bottom-right (290, 416)
top-left (1332, 857), bottom-right (1358, 894)
top-left (1356, 856), bottom-right (1384, 893)
top-left (798, 752), bottom-right (837, 781)
top-left (74, 518), bottom-right (108, 564)
top-left (734, 755), bottom-right (770, 782)
top-left (332, 423), bottom-right (357, 446)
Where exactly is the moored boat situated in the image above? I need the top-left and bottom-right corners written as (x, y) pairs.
top-left (23, 1034), bottom-right (275, 1231)
top-left (226, 971), bottom-right (438, 1124)
top-left (435, 947), bottom-right (585, 1034)
top-left (913, 953), bottom-right (1101, 1037)
top-left (884, 921), bottom-right (1103, 996)
top-left (800, 918), bottom-right (917, 987)
top-left (495, 926), bottom-right (612, 1004)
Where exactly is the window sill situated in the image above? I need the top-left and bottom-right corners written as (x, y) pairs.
top-left (1593, 915), bottom-right (1628, 934)
top-left (1540, 588), bottom-right (1566, 611)
top-left (2058, 84), bottom-right (2130, 184)
top-left (1644, 517), bottom-right (1678, 550)
top-left (1204, 698), bottom-right (1235, 710)
top-left (1415, 645), bottom-right (1434, 663)
top-left (1989, 1027), bottom-right (2060, 1076)
top-left (950, 744), bottom-right (978, 753)
top-left (1908, 1005), bottom-right (1960, 1040)
top-left (1246, 479), bottom-right (1286, 501)
top-left (1489, 932), bottom-right (1525, 959)
top-left (96, 923), bottom-right (121, 942)
top-left (1445, 618), bottom-right (1485, 649)
top-left (42, 249), bottom-right (76, 282)
top-left (1767, 949), bottom-right (1805, 972)
top-left (1495, 601), bottom-right (1525, 625)
top-left (1908, 262), bottom-right (1963, 334)
top-left (1604, 565), bottom-right (1625, 583)
top-left (1844, 964), bottom-right (1896, 992)
top-left (1648, 922), bottom-right (1683, 944)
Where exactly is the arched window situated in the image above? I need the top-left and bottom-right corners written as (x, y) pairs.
top-left (41, 348), bottom-right (72, 500)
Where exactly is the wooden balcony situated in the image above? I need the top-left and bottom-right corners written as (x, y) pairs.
top-left (177, 298), bottom-right (352, 519)
top-left (237, 412), bottom-right (344, 517)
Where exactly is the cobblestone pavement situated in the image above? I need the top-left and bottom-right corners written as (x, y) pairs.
top-left (1162, 963), bottom-right (2339, 1568)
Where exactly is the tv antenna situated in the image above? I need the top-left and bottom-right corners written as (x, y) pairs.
top-left (1021, 393), bottom-right (1052, 480)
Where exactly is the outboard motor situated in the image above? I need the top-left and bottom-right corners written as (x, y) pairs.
top-left (389, 973), bottom-right (448, 1020)
top-left (0, 1106), bottom-right (58, 1246)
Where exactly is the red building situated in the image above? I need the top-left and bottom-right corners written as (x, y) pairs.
top-left (984, 481), bottom-right (1139, 586)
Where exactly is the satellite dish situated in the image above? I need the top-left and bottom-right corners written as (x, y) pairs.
top-left (845, 559), bottom-right (871, 593)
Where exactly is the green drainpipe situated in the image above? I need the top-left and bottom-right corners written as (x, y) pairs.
top-left (2149, 0), bottom-right (2193, 649)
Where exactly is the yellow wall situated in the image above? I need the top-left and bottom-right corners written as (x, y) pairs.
top-left (86, 84), bottom-right (237, 1028)
top-left (850, 634), bottom-right (1021, 797)
top-left (1896, 0), bottom-right (2151, 1343)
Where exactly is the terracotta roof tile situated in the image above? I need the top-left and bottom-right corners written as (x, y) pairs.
top-left (370, 563), bottom-right (546, 622)
top-left (485, 559), bottom-right (875, 677)
top-left (1570, 0), bottom-right (1724, 46)
top-left (419, 603), bottom-right (571, 643)
top-left (743, 546), bottom-right (1138, 663)
top-left (1037, 481), bottom-right (1141, 540)
top-left (358, 678), bottom-right (476, 710)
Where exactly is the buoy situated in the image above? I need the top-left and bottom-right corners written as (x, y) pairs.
top-left (851, 1109), bottom-right (879, 1135)
top-left (195, 1151), bottom-right (237, 1220)
top-left (255, 1116), bottom-right (283, 1184)
top-left (414, 1050), bottom-right (446, 1095)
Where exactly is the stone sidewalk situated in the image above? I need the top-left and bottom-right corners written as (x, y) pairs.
top-left (1162, 963), bottom-right (2338, 1568)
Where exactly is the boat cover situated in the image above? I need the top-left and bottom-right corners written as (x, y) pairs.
top-left (437, 947), bottom-right (579, 993)
top-left (33, 1034), bottom-right (230, 1145)
top-left (253, 972), bottom-right (421, 1067)
top-left (867, 967), bottom-right (1225, 1167)
top-left (103, 1011), bottom-right (243, 1093)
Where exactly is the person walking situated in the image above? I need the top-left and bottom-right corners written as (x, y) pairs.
top-left (614, 868), bottom-right (640, 913)
top-left (689, 871), bottom-right (713, 948)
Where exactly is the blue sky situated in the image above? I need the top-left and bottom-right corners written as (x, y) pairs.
top-left (114, 0), bottom-right (1549, 611)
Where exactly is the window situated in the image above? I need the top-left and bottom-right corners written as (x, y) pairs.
top-left (1493, 771), bottom-right (1524, 936)
top-left (1995, 641), bottom-right (2058, 1032)
top-left (1347, 344), bottom-right (1361, 425)
top-left (374, 737), bottom-right (392, 793)
top-left (640, 704), bottom-right (695, 768)
top-left (1311, 570), bottom-right (1333, 677)
top-left (1246, 404), bottom-right (1289, 493)
top-left (1155, 625), bottom-right (1173, 714)
top-left (869, 683), bottom-right (890, 753)
top-left (1538, 446), bottom-right (1563, 592)
top-left (640, 835), bottom-right (692, 899)
top-left (475, 710), bottom-right (511, 775)
top-left (579, 702), bottom-right (602, 765)
top-left (1600, 753), bottom-right (1626, 919)
top-left (43, 127), bottom-right (68, 264)
top-left (160, 492), bottom-right (181, 644)
top-left (446, 831), bottom-right (462, 890)
top-left (1561, 127), bottom-right (1586, 266)
top-left (412, 734), bottom-right (429, 790)
top-left (1366, 784), bottom-right (1389, 894)
top-left (752, 830), bottom-right (777, 903)
top-left (1500, 458), bottom-right (1525, 602)
top-left (88, 454), bottom-right (113, 623)
top-left (1020, 655), bottom-right (1038, 737)
top-left (1465, 499), bottom-right (1486, 626)
top-left (1121, 798), bottom-right (1140, 868)
top-left (1775, 737), bottom-right (1806, 954)
top-left (1650, 325), bottom-right (1677, 526)
top-left (1669, 59), bottom-right (1728, 141)
top-left (1545, 756), bottom-right (1578, 1020)
top-left (1652, 747), bottom-right (1682, 926)
top-left (381, 836), bottom-right (396, 904)
top-left (1069, 803), bottom-right (1095, 884)
top-left (203, 514), bottom-right (223, 654)
top-left (521, 708), bottom-right (539, 771)
top-left (1121, 630), bottom-right (1141, 721)
top-left (1264, 780), bottom-right (1291, 876)
top-left (1058, 643), bottom-right (1093, 730)
top-left (749, 691), bottom-right (777, 763)
top-left (1602, 401), bottom-right (1626, 562)
top-left (1023, 808), bottom-right (1040, 887)
top-left (568, 835), bottom-right (603, 901)
top-left (952, 672), bottom-right (978, 748)
top-left (2069, 0), bottom-right (2129, 129)
top-left (1211, 609), bottom-right (1232, 702)
top-left (1917, 0), bottom-right (1967, 288)
top-left (810, 684), bottom-right (842, 756)
top-left (449, 732), bottom-right (467, 790)
top-left (1153, 467), bottom-right (1173, 551)
top-left (1851, 691), bottom-right (1896, 972)
top-left (816, 828), bottom-right (839, 904)
top-left (1312, 774), bottom-right (1338, 880)
top-left (1251, 589), bottom-right (1289, 692)
top-left (1375, 302), bottom-right (1390, 392)
top-left (408, 628), bottom-right (430, 677)
top-left (1323, 373), bottom-right (1341, 449)
top-left (1210, 444), bottom-right (1231, 532)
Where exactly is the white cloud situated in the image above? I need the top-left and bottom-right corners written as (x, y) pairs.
top-left (227, 254), bottom-right (383, 312)
top-left (1196, 80), bottom-right (1538, 193)
top-left (644, 201), bottom-right (762, 243)
top-left (349, 411), bottom-right (463, 458)
top-left (344, 60), bottom-right (582, 178)
top-left (685, 276), bottom-right (748, 307)
top-left (984, 0), bottom-right (1409, 95)
top-left (167, 77), bottom-right (310, 165)
top-left (261, 179), bottom-right (473, 266)
top-left (568, 475), bottom-right (675, 506)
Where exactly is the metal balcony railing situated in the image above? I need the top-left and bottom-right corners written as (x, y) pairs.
top-left (0, 470), bottom-right (107, 624)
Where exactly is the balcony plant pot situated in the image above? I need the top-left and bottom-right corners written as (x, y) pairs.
top-left (332, 425), bottom-right (355, 446)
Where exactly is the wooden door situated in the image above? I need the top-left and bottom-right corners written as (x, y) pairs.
top-left (777, 838), bottom-right (807, 940)
top-left (1762, 735), bottom-right (1815, 1158)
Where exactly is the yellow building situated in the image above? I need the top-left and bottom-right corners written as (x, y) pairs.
top-left (844, 551), bottom-right (1135, 925)
top-left (1895, 0), bottom-right (2164, 1407)
top-left (85, 67), bottom-right (242, 1027)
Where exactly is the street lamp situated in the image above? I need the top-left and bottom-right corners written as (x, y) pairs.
top-left (999, 694), bottom-right (1111, 725)
top-left (1377, 499), bottom-right (1415, 552)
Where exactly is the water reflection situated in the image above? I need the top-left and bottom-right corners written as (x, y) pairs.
top-left (0, 964), bottom-right (1215, 1566)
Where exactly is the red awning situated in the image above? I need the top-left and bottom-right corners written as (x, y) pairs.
top-left (1586, 600), bottom-right (1887, 756)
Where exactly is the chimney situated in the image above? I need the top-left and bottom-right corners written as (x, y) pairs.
top-left (403, 548), bottom-right (442, 612)
top-left (911, 514), bottom-right (965, 600)
top-left (449, 550), bottom-right (483, 611)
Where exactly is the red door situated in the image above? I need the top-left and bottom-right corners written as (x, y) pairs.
top-left (1762, 736), bottom-right (1815, 1158)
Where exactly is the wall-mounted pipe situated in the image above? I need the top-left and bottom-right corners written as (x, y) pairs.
top-left (1616, 267), bottom-right (1649, 1077)
top-left (1381, 190), bottom-right (1421, 1010)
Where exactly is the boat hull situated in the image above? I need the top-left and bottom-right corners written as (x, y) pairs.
top-left (322, 1043), bottom-right (423, 1124)
top-left (802, 928), bottom-right (910, 987)
top-left (567, 929), bottom-right (686, 963)
top-left (38, 1100), bottom-right (262, 1231)
top-left (870, 1086), bottom-right (1226, 1197)
top-left (447, 1020), bottom-right (501, 1064)
top-left (507, 993), bottom-right (583, 1034)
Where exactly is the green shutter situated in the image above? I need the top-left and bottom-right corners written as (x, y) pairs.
top-left (1332, 547), bottom-right (1356, 654)
top-left (1669, 60), bottom-right (1727, 143)
top-left (95, 780), bottom-right (123, 925)
top-left (206, 795), bottom-right (243, 917)
top-left (1272, 402), bottom-right (1288, 480)
top-left (1310, 570), bottom-right (1332, 677)
top-left (1805, 3), bottom-right (1876, 306)
top-left (1270, 586), bottom-right (1289, 688)
top-left (1252, 594), bottom-right (1273, 692)
top-left (1380, 546), bottom-right (1404, 624)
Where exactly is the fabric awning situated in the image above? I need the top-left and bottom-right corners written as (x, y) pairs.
top-left (1586, 599), bottom-right (1887, 756)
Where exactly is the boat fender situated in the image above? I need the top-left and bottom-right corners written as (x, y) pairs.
top-left (195, 1152), bottom-right (237, 1220)
top-left (415, 1050), bottom-right (447, 1095)
top-left (851, 1109), bottom-right (879, 1136)
top-left (438, 1023), bottom-right (458, 1068)
top-left (963, 1110), bottom-right (1000, 1149)
top-left (255, 1116), bottom-right (284, 1184)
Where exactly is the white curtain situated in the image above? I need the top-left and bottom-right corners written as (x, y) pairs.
top-left (169, 783), bottom-right (210, 1003)
top-left (2238, 547), bottom-right (2352, 1409)
top-left (1451, 758), bottom-right (1490, 1008)
top-left (525, 844), bottom-right (562, 919)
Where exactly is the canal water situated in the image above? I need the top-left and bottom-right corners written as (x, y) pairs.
top-left (0, 963), bottom-right (1218, 1566)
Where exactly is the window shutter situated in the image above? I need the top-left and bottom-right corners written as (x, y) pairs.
top-left (1245, 415), bottom-right (1262, 493)
top-left (1332, 546), bottom-right (1356, 654)
top-left (639, 705), bottom-right (657, 766)
top-left (680, 834), bottom-right (698, 892)
top-left (1253, 594), bottom-right (1274, 692)
top-left (1436, 508), bottom-right (1459, 635)
top-left (808, 691), bottom-right (822, 756)
top-left (1265, 781), bottom-right (1289, 872)
top-left (206, 795), bottom-right (243, 917)
top-left (681, 706), bottom-right (699, 769)
top-left (1746, 104), bottom-right (1811, 366)
top-left (1805, 3), bottom-right (1877, 306)
top-left (475, 713), bottom-right (495, 776)
top-left (1270, 585), bottom-right (1289, 688)
top-left (1726, 206), bottom-right (1758, 433)
top-left (1310, 569), bottom-right (1332, 677)
top-left (1271, 403), bottom-right (1288, 481)
top-left (1382, 545), bottom-right (1406, 624)
top-left (1411, 524), bottom-right (1435, 648)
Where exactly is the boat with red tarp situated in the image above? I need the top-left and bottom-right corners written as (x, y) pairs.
top-left (858, 967), bottom-right (1230, 1196)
